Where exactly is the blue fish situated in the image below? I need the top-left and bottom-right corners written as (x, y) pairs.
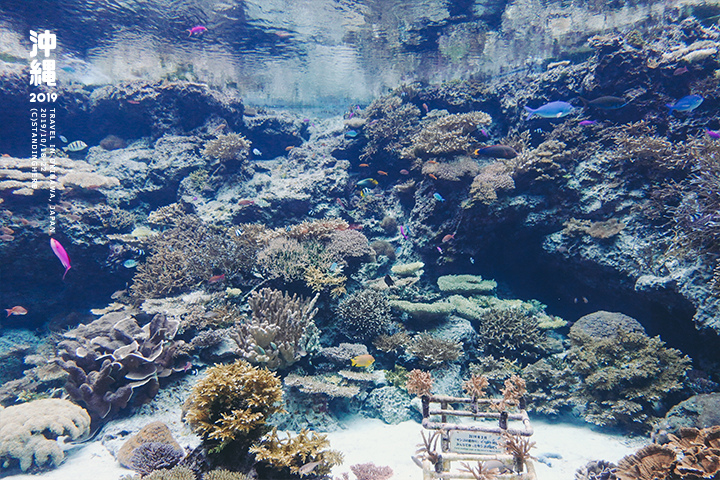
top-left (524, 101), bottom-right (575, 119)
top-left (345, 130), bottom-right (358, 138)
top-left (667, 94), bottom-right (703, 113)
top-left (123, 259), bottom-right (137, 268)
top-left (252, 148), bottom-right (262, 156)
top-left (433, 193), bottom-right (445, 202)
top-left (357, 178), bottom-right (378, 189)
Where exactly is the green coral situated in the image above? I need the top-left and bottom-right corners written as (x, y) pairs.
top-left (389, 299), bottom-right (453, 321)
top-left (385, 365), bottom-right (409, 389)
top-left (437, 274), bottom-right (497, 294)
top-left (0, 399), bottom-right (91, 472)
top-left (183, 360), bottom-right (284, 453)
top-left (250, 427), bottom-right (343, 477)
top-left (567, 328), bottom-right (691, 430)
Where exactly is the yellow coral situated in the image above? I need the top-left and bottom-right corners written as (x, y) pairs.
top-left (183, 360), bottom-right (284, 452)
top-left (250, 427), bottom-right (343, 477)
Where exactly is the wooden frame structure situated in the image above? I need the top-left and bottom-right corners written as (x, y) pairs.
top-left (412, 394), bottom-right (538, 480)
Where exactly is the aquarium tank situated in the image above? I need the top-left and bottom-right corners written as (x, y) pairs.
top-left (2, 0), bottom-right (720, 479)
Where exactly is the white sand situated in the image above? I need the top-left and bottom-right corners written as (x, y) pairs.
top-left (4, 416), bottom-right (649, 480)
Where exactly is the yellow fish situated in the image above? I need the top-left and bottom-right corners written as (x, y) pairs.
top-left (351, 354), bottom-right (375, 367)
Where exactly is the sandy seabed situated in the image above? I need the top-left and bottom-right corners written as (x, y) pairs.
top-left (4, 416), bottom-right (649, 480)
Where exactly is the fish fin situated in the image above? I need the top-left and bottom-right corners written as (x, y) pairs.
top-left (62, 266), bottom-right (71, 280)
top-left (523, 106), bottom-right (535, 119)
top-left (62, 147), bottom-right (69, 152)
top-left (666, 103), bottom-right (675, 110)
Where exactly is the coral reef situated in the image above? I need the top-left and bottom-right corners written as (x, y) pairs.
top-left (183, 360), bottom-right (284, 452)
top-left (401, 111), bottom-right (492, 160)
top-left (325, 230), bottom-right (374, 264)
top-left (406, 333), bottom-right (463, 367)
top-left (361, 96), bottom-right (421, 163)
top-left (421, 157), bottom-right (480, 182)
top-left (466, 161), bottom-right (516, 206)
top-left (233, 288), bottom-right (321, 370)
top-left (129, 442), bottom-right (185, 476)
top-left (250, 427), bottom-right (343, 477)
top-left (0, 399), bottom-right (91, 472)
top-left (437, 274), bottom-right (497, 294)
top-left (117, 421), bottom-right (183, 469)
top-left (475, 307), bottom-right (547, 363)
top-left (337, 289), bottom-right (392, 340)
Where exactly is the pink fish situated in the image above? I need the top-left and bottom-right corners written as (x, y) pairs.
top-left (50, 238), bottom-right (71, 280)
top-left (399, 225), bottom-right (408, 240)
top-left (6, 306), bottom-right (27, 316)
top-left (437, 246), bottom-right (443, 254)
top-left (706, 128), bottom-right (720, 139)
top-left (579, 120), bottom-right (596, 126)
top-left (187, 25), bottom-right (207, 36)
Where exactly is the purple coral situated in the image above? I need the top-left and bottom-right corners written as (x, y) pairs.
top-left (129, 442), bottom-right (185, 475)
top-left (350, 462), bottom-right (394, 480)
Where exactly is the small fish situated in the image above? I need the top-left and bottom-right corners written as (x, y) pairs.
top-left (347, 223), bottom-right (363, 230)
top-left (351, 354), bottom-right (375, 367)
top-left (357, 178), bottom-right (378, 189)
top-left (183, 361), bottom-right (193, 373)
top-left (60, 66), bottom-right (75, 73)
top-left (433, 192), bottom-right (445, 202)
top-left (547, 60), bottom-right (571, 69)
top-left (426, 160), bottom-right (438, 164)
top-left (59, 135), bottom-right (68, 143)
top-left (187, 25), bottom-right (208, 36)
top-left (428, 173), bottom-right (438, 180)
top-left (123, 259), bottom-right (137, 268)
top-left (345, 130), bottom-right (358, 138)
top-left (62, 140), bottom-right (88, 152)
top-left (127, 100), bottom-right (140, 105)
top-left (579, 96), bottom-right (627, 109)
top-left (470, 257), bottom-right (475, 264)
top-left (395, 246), bottom-right (403, 256)
top-left (479, 127), bottom-right (489, 138)
top-left (399, 225), bottom-right (409, 239)
top-left (298, 461), bottom-right (322, 476)
top-left (285, 146), bottom-right (294, 151)
top-left (50, 238), bottom-right (72, 280)
top-left (360, 187), bottom-right (371, 198)
top-left (437, 246), bottom-right (443, 254)
top-left (0, 234), bottom-right (14, 241)
top-left (384, 274), bottom-right (395, 287)
top-left (5, 306), bottom-right (27, 317)
top-left (252, 148), bottom-right (262, 156)
top-left (377, 170), bottom-right (388, 176)
top-left (578, 120), bottom-right (597, 126)
top-left (667, 94), bottom-right (703, 113)
top-left (474, 145), bottom-right (518, 159)
top-left (442, 234), bottom-right (454, 243)
top-left (524, 101), bottom-right (575, 119)
top-left (329, 262), bottom-right (339, 273)
top-left (209, 274), bottom-right (226, 283)
top-left (706, 128), bottom-right (720, 139)
top-left (399, 169), bottom-right (409, 175)
top-left (359, 163), bottom-right (370, 167)
top-left (238, 199), bottom-right (255, 206)
top-left (422, 103), bottom-right (429, 113)
top-left (0, 226), bottom-right (13, 235)
top-left (674, 66), bottom-right (689, 76)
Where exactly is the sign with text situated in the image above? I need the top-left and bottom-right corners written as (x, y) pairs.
top-left (449, 430), bottom-right (503, 455)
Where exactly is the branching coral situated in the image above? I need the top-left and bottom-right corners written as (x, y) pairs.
top-left (421, 157), bottom-right (481, 182)
top-left (337, 289), bottom-right (392, 340)
top-left (406, 333), bottom-right (462, 367)
top-left (463, 374), bottom-right (489, 400)
top-left (466, 161), bottom-right (515, 206)
top-left (183, 359), bottom-right (284, 452)
top-left (250, 427), bottom-right (343, 477)
top-left (503, 432), bottom-right (536, 473)
top-left (257, 237), bottom-right (312, 282)
top-left (406, 369), bottom-right (433, 397)
top-left (401, 111), bottom-right (492, 160)
top-left (233, 288), bottom-right (321, 370)
top-left (476, 307), bottom-right (546, 363)
top-left (0, 399), bottom-right (91, 472)
top-left (567, 328), bottom-right (691, 430)
top-left (203, 133), bottom-right (250, 162)
top-left (350, 462), bottom-right (394, 480)
top-left (325, 230), bottom-right (374, 264)
top-left (459, 461), bottom-right (501, 480)
top-left (361, 96), bottom-right (421, 163)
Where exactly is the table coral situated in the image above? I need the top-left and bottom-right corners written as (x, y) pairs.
top-left (0, 399), bottom-right (90, 472)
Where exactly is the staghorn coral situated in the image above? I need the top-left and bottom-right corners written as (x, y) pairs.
top-left (401, 111), bottom-right (492, 160)
top-left (233, 288), bottom-right (321, 370)
top-left (406, 333), bottom-right (462, 367)
top-left (521, 358), bottom-right (576, 416)
top-left (463, 374), bottom-right (489, 400)
top-left (183, 359), bottom-right (284, 452)
top-left (304, 265), bottom-right (347, 298)
top-left (350, 462), bottom-right (394, 480)
top-left (250, 427), bottom-right (343, 477)
top-left (492, 375), bottom-right (527, 412)
top-left (476, 307), bottom-right (546, 363)
top-left (503, 432), bottom-right (536, 473)
top-left (459, 461), bottom-right (501, 480)
top-left (337, 289), bottom-right (392, 340)
top-left (567, 328), bottom-right (691, 430)
top-left (202, 133), bottom-right (250, 162)
top-left (257, 237), bottom-right (312, 282)
top-left (406, 369), bottom-right (433, 397)
top-left (466, 161), bottom-right (515, 206)
top-left (513, 139), bottom-right (573, 182)
top-left (0, 399), bottom-right (90, 472)
top-left (373, 331), bottom-right (411, 353)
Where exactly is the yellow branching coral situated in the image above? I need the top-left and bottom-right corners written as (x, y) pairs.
top-left (250, 427), bottom-right (343, 477)
top-left (183, 360), bottom-right (284, 452)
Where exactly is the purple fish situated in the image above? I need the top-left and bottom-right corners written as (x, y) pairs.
top-left (400, 225), bottom-right (408, 240)
top-left (187, 25), bottom-right (207, 36)
top-left (579, 120), bottom-right (596, 126)
top-left (437, 246), bottom-right (443, 254)
top-left (706, 128), bottom-right (720, 139)
top-left (50, 238), bottom-right (71, 280)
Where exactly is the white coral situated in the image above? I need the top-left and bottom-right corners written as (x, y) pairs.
top-left (0, 399), bottom-right (90, 471)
